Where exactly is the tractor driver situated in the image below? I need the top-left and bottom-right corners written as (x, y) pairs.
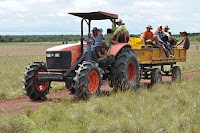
top-left (111, 19), bottom-right (129, 44)
top-left (91, 27), bottom-right (103, 47)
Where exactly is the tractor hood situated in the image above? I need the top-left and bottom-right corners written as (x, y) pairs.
top-left (46, 43), bottom-right (81, 52)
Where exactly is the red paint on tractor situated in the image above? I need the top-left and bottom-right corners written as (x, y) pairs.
top-left (88, 70), bottom-right (99, 94)
top-left (127, 62), bottom-right (136, 82)
top-left (35, 70), bottom-right (49, 92)
top-left (46, 43), bottom-right (82, 68)
top-left (108, 43), bottom-right (131, 56)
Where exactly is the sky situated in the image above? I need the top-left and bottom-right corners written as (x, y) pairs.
top-left (0, 0), bottom-right (200, 35)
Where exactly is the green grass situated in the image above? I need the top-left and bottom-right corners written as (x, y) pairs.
top-left (1, 75), bottom-right (200, 133)
top-left (0, 41), bottom-right (77, 46)
top-left (177, 41), bottom-right (200, 72)
top-left (0, 42), bottom-right (62, 46)
top-left (178, 51), bottom-right (200, 72)
top-left (0, 56), bottom-right (44, 99)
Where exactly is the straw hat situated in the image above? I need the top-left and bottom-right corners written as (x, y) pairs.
top-left (146, 25), bottom-right (153, 29)
top-left (164, 25), bottom-right (170, 30)
top-left (116, 18), bottom-right (125, 25)
top-left (92, 27), bottom-right (99, 31)
top-left (180, 31), bottom-right (188, 35)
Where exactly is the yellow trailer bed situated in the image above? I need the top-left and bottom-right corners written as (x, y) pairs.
top-left (134, 48), bottom-right (186, 64)
top-left (128, 37), bottom-right (186, 85)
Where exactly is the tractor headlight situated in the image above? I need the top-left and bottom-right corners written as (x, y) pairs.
top-left (55, 53), bottom-right (60, 57)
top-left (46, 53), bottom-right (51, 57)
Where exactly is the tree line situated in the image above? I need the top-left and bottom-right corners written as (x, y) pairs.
top-left (0, 33), bottom-right (199, 43)
top-left (0, 35), bottom-right (81, 43)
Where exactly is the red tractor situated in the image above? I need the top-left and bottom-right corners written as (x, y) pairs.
top-left (23, 11), bottom-right (140, 100)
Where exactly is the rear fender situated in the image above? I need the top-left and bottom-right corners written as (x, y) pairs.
top-left (108, 43), bottom-right (131, 56)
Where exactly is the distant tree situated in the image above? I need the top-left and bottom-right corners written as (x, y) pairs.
top-left (0, 36), bottom-right (4, 42)
top-left (196, 35), bottom-right (200, 42)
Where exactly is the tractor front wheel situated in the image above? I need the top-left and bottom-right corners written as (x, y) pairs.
top-left (23, 62), bottom-right (50, 100)
top-left (74, 61), bottom-right (102, 100)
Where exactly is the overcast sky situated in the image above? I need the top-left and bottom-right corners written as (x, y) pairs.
top-left (0, 0), bottom-right (199, 35)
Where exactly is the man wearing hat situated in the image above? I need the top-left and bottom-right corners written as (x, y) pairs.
top-left (91, 27), bottom-right (103, 47)
top-left (96, 40), bottom-right (110, 58)
top-left (111, 18), bottom-right (129, 44)
top-left (176, 31), bottom-right (190, 50)
top-left (163, 25), bottom-right (175, 45)
top-left (142, 25), bottom-right (161, 47)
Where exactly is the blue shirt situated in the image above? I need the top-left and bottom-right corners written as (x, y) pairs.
top-left (92, 35), bottom-right (103, 47)
top-left (157, 31), bottom-right (164, 39)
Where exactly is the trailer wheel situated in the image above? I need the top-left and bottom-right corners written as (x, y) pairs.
top-left (23, 62), bottom-right (50, 100)
top-left (112, 48), bottom-right (140, 91)
top-left (74, 61), bottom-right (102, 100)
top-left (172, 66), bottom-right (181, 81)
top-left (151, 68), bottom-right (162, 85)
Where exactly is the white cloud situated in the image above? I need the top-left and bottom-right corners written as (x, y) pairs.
top-left (0, 0), bottom-right (199, 34)
top-left (71, 0), bottom-right (110, 10)
top-left (0, 0), bottom-right (27, 12)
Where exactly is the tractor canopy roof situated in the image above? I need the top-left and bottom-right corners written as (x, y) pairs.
top-left (68, 11), bottom-right (118, 20)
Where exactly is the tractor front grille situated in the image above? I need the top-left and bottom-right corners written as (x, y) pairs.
top-left (46, 51), bottom-right (71, 70)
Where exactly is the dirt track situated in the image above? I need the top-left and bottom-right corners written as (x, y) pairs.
top-left (1, 71), bottom-right (200, 115)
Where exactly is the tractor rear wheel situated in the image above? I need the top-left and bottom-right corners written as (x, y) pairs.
top-left (172, 66), bottom-right (181, 81)
top-left (151, 68), bottom-right (162, 85)
top-left (74, 61), bottom-right (102, 100)
top-left (112, 48), bottom-right (140, 91)
top-left (23, 62), bottom-right (50, 100)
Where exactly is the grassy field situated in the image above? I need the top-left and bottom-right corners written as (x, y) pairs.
top-left (0, 41), bottom-right (200, 99)
top-left (0, 40), bottom-right (200, 132)
top-left (0, 75), bottom-right (200, 132)
top-left (178, 40), bottom-right (200, 72)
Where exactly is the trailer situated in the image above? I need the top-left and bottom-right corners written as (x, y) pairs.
top-left (129, 37), bottom-right (186, 84)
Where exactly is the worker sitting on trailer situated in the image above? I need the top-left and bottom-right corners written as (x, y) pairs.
top-left (163, 25), bottom-right (175, 46)
top-left (111, 19), bottom-right (129, 44)
top-left (154, 25), bottom-right (174, 57)
top-left (142, 25), bottom-right (161, 48)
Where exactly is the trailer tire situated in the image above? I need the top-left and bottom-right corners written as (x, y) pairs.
top-left (172, 66), bottom-right (181, 81)
top-left (151, 68), bottom-right (162, 85)
top-left (23, 62), bottom-right (50, 100)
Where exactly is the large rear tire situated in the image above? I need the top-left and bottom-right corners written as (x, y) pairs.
top-left (23, 62), bottom-right (50, 100)
top-left (112, 48), bottom-right (140, 91)
top-left (73, 61), bottom-right (102, 100)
